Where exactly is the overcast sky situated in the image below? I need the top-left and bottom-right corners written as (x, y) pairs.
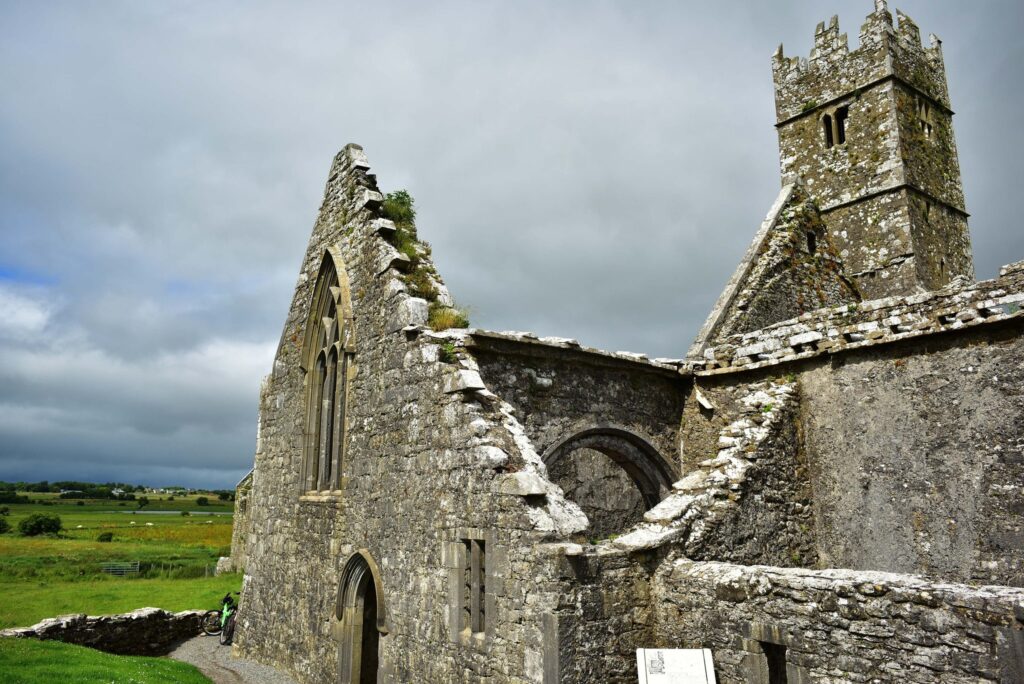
top-left (1, 0), bottom-right (1021, 488)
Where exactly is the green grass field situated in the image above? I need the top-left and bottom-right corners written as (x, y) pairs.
top-left (0, 492), bottom-right (241, 629)
top-left (0, 638), bottom-right (211, 683)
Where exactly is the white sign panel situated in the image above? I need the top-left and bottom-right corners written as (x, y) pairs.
top-left (636, 648), bottom-right (716, 684)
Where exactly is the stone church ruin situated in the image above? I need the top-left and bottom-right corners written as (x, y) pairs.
top-left (229, 2), bottom-right (1024, 681)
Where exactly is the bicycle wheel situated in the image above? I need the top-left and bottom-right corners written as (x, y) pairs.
top-left (201, 609), bottom-right (222, 636)
top-left (219, 613), bottom-right (236, 645)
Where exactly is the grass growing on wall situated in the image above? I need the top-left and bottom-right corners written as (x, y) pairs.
top-left (381, 189), bottom-right (471, 329)
top-left (0, 638), bottom-right (212, 683)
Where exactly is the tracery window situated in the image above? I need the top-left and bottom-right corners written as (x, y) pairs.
top-left (301, 248), bottom-right (355, 494)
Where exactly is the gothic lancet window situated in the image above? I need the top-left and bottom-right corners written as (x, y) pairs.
top-left (301, 248), bottom-right (355, 494)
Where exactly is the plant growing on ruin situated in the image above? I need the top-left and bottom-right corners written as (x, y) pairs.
top-left (439, 342), bottom-right (458, 364)
top-left (381, 189), bottom-right (416, 225)
top-left (428, 303), bottom-right (470, 332)
top-left (406, 265), bottom-right (439, 300)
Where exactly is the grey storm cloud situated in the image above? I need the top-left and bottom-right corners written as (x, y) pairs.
top-left (1, 0), bottom-right (1021, 488)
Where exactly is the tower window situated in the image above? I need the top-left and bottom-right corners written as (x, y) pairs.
top-left (806, 231), bottom-right (817, 255)
top-left (916, 97), bottom-right (934, 139)
top-left (835, 106), bottom-right (849, 144)
top-left (822, 108), bottom-right (848, 148)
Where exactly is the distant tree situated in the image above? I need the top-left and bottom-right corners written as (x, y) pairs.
top-left (217, 492), bottom-right (231, 501)
top-left (0, 506), bottom-right (9, 515)
top-left (0, 518), bottom-right (9, 534)
top-left (96, 531), bottom-right (114, 542)
top-left (167, 496), bottom-right (175, 501)
top-left (137, 497), bottom-right (150, 510)
top-left (196, 497), bottom-right (209, 506)
top-left (18, 513), bottom-right (61, 536)
top-left (76, 501), bottom-right (85, 506)
top-left (180, 510), bottom-right (190, 517)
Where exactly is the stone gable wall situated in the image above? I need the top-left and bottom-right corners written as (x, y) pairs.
top-left (235, 146), bottom-right (589, 683)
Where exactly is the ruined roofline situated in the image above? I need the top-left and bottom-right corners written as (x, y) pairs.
top-left (687, 183), bottom-right (799, 360)
top-left (688, 259), bottom-right (1024, 377)
top-left (422, 327), bottom-right (687, 377)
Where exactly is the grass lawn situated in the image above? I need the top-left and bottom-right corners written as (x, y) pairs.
top-left (0, 574), bottom-right (243, 629)
top-left (0, 638), bottom-right (211, 683)
top-left (0, 492), bottom-right (241, 628)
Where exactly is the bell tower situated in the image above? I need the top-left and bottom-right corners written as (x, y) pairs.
top-left (772, 0), bottom-right (973, 298)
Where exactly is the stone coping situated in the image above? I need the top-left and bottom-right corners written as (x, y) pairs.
top-left (687, 262), bottom-right (1024, 376)
top-left (463, 328), bottom-right (686, 376)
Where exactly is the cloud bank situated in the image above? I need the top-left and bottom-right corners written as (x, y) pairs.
top-left (1, 0), bottom-right (1021, 487)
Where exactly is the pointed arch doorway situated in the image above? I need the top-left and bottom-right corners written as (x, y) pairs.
top-left (336, 550), bottom-right (387, 684)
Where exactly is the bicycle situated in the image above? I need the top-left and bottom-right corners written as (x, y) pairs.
top-left (201, 592), bottom-right (240, 644)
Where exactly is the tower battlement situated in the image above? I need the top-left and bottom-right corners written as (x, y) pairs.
top-left (772, 1), bottom-right (948, 123)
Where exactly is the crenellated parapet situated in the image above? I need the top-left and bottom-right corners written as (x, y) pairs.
top-left (773, 1), bottom-right (948, 123)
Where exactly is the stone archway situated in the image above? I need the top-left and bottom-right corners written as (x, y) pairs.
top-left (543, 427), bottom-right (677, 537)
top-left (336, 550), bottom-right (387, 684)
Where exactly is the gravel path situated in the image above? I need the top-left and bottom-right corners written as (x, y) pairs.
top-left (167, 635), bottom-right (298, 684)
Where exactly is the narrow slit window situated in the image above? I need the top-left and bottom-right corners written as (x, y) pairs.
top-left (806, 231), bottom-right (817, 255)
top-left (822, 114), bottom-right (834, 148)
top-left (835, 106), bottom-right (848, 144)
top-left (917, 97), bottom-right (934, 139)
top-left (462, 539), bottom-right (486, 635)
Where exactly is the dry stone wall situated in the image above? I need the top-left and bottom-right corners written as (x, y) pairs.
top-left (0, 608), bottom-right (203, 656)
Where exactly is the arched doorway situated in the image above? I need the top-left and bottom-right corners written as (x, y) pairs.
top-left (336, 550), bottom-right (387, 684)
top-left (543, 427), bottom-right (677, 537)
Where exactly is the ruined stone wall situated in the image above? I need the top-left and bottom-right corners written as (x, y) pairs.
top-left (688, 262), bottom-right (1024, 586)
top-left (470, 333), bottom-right (685, 466)
top-left (709, 186), bottom-right (858, 343)
top-left (546, 447), bottom-right (645, 540)
top-left (546, 549), bottom-right (657, 684)
top-left (236, 146), bottom-right (588, 684)
top-left (799, 325), bottom-right (1024, 587)
top-left (652, 559), bottom-right (1024, 684)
